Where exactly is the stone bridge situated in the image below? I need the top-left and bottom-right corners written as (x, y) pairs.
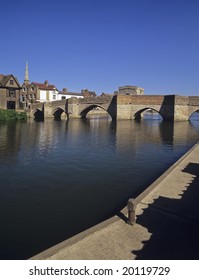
top-left (29, 95), bottom-right (199, 121)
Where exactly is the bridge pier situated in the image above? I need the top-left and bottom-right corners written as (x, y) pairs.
top-left (44, 102), bottom-right (54, 118)
top-left (173, 96), bottom-right (189, 121)
top-left (67, 98), bottom-right (82, 119)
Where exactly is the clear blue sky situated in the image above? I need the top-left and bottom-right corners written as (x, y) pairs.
top-left (1, 0), bottom-right (199, 95)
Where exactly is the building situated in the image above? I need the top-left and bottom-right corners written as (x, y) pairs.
top-left (57, 88), bottom-right (96, 100)
top-left (0, 74), bottom-right (21, 109)
top-left (20, 62), bottom-right (98, 106)
top-left (114, 85), bottom-right (144, 95)
top-left (57, 88), bottom-right (84, 100)
top-left (31, 80), bottom-right (58, 102)
top-left (81, 89), bottom-right (96, 97)
top-left (20, 82), bottom-right (37, 108)
top-left (20, 62), bottom-right (36, 108)
top-left (20, 62), bottom-right (58, 108)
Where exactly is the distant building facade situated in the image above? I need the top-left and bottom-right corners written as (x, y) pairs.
top-left (114, 85), bottom-right (144, 95)
top-left (32, 81), bottom-right (58, 102)
top-left (58, 88), bottom-right (84, 100)
top-left (20, 62), bottom-right (58, 108)
top-left (5, 63), bottom-right (144, 110)
top-left (81, 89), bottom-right (96, 97)
top-left (57, 88), bottom-right (96, 100)
top-left (19, 62), bottom-right (99, 107)
top-left (21, 80), bottom-right (58, 107)
top-left (0, 74), bottom-right (21, 109)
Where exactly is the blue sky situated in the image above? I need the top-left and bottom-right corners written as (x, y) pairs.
top-left (1, 0), bottom-right (199, 95)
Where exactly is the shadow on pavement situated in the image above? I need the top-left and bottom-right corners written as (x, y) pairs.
top-left (132, 162), bottom-right (199, 260)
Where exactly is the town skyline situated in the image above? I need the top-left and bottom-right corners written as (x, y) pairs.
top-left (1, 0), bottom-right (199, 96)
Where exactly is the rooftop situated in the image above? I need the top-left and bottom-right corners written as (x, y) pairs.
top-left (32, 82), bottom-right (56, 90)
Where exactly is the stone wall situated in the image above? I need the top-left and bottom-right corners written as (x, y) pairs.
top-left (0, 89), bottom-right (7, 109)
top-left (116, 95), bottom-right (165, 119)
top-left (116, 85), bottom-right (144, 95)
top-left (173, 96), bottom-right (189, 121)
top-left (0, 88), bottom-right (20, 110)
top-left (189, 96), bottom-right (199, 106)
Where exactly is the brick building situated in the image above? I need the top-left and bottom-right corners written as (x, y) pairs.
top-left (20, 62), bottom-right (58, 108)
top-left (0, 74), bottom-right (21, 109)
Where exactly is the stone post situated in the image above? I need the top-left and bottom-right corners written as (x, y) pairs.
top-left (127, 198), bottom-right (137, 225)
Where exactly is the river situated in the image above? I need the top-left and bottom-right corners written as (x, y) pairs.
top-left (0, 113), bottom-right (199, 259)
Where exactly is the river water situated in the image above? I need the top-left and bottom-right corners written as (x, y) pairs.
top-left (0, 113), bottom-right (199, 259)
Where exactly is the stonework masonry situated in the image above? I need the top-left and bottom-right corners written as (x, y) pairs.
top-left (0, 75), bottom-right (21, 110)
top-left (115, 85), bottom-right (144, 95)
top-left (29, 94), bottom-right (199, 121)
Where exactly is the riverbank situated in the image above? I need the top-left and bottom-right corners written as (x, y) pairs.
top-left (30, 141), bottom-right (199, 260)
top-left (0, 109), bottom-right (27, 121)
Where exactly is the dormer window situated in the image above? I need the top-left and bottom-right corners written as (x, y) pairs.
top-left (31, 87), bottom-right (34, 92)
top-left (10, 79), bottom-right (14, 85)
top-left (22, 87), bottom-right (26, 92)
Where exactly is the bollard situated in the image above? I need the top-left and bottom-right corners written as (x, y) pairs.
top-left (127, 198), bottom-right (137, 225)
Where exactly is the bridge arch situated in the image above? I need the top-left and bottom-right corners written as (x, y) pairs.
top-left (134, 107), bottom-right (163, 120)
top-left (33, 109), bottom-right (44, 121)
top-left (189, 109), bottom-right (199, 121)
top-left (53, 107), bottom-right (68, 120)
top-left (80, 104), bottom-right (111, 119)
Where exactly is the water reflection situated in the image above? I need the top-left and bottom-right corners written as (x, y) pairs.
top-left (0, 122), bottom-right (22, 161)
top-left (0, 116), bottom-right (199, 259)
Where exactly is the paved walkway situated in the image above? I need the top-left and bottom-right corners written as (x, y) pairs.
top-left (31, 142), bottom-right (199, 260)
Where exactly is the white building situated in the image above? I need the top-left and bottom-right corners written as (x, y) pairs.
top-left (57, 88), bottom-right (84, 100)
top-left (32, 80), bottom-right (59, 102)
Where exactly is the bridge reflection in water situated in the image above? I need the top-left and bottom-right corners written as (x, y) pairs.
top-left (0, 114), bottom-right (199, 259)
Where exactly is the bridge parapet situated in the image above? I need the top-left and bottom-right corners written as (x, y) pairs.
top-left (49, 100), bottom-right (67, 106)
top-left (174, 95), bottom-right (189, 105)
top-left (116, 94), bottom-right (165, 105)
top-left (188, 96), bottom-right (199, 106)
top-left (28, 94), bottom-right (198, 121)
top-left (68, 95), bottom-right (113, 105)
top-left (31, 103), bottom-right (43, 110)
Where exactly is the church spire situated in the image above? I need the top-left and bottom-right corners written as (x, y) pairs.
top-left (24, 61), bottom-right (30, 84)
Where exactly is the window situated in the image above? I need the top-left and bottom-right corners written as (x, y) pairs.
top-left (9, 79), bottom-right (14, 85)
top-left (20, 95), bottom-right (25, 102)
top-left (61, 96), bottom-right (66, 100)
top-left (7, 101), bottom-right (15, 109)
top-left (22, 87), bottom-right (26, 92)
top-left (53, 94), bottom-right (56, 100)
top-left (8, 89), bottom-right (16, 97)
top-left (31, 87), bottom-right (34, 92)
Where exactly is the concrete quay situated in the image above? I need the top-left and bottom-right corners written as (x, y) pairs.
top-left (31, 142), bottom-right (199, 260)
